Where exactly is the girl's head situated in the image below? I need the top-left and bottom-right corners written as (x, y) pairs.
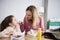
top-left (0, 15), bottom-right (18, 32)
top-left (26, 5), bottom-right (39, 28)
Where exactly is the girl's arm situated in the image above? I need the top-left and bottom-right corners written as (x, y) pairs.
top-left (0, 27), bottom-right (13, 37)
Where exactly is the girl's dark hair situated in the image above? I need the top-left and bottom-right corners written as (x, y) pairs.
top-left (0, 15), bottom-right (14, 32)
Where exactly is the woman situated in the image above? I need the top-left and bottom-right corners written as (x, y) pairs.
top-left (0, 15), bottom-right (22, 37)
top-left (20, 5), bottom-right (45, 34)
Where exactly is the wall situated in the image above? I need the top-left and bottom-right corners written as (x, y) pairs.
top-left (46, 0), bottom-right (60, 29)
top-left (47, 0), bottom-right (60, 20)
top-left (0, 0), bottom-right (44, 23)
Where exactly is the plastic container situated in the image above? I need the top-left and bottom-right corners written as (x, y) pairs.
top-left (37, 28), bottom-right (42, 40)
top-left (11, 35), bottom-right (25, 40)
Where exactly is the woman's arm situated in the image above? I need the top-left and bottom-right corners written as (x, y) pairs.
top-left (40, 16), bottom-right (45, 33)
top-left (20, 23), bottom-right (25, 32)
top-left (19, 18), bottom-right (26, 32)
top-left (19, 17), bottom-right (26, 32)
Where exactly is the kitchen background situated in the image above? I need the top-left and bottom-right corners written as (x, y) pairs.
top-left (0, 0), bottom-right (60, 29)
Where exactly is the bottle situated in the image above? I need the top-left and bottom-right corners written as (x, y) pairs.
top-left (37, 28), bottom-right (42, 40)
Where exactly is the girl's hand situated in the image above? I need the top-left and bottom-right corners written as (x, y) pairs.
top-left (6, 31), bottom-right (13, 36)
top-left (16, 35), bottom-right (21, 38)
top-left (9, 31), bottom-right (13, 35)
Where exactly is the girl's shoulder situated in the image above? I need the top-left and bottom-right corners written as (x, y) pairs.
top-left (7, 26), bottom-right (14, 30)
top-left (4, 26), bottom-right (14, 32)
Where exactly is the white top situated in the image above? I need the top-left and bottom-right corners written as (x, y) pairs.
top-left (0, 25), bottom-right (22, 37)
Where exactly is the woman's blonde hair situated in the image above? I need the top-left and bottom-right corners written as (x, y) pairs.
top-left (26, 5), bottom-right (40, 28)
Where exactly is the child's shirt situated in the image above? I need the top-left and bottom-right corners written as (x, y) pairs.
top-left (0, 25), bottom-right (22, 37)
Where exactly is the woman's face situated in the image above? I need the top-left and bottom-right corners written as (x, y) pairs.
top-left (10, 17), bottom-right (18, 27)
top-left (26, 10), bottom-right (33, 21)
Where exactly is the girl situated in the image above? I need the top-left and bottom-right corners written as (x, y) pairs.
top-left (20, 5), bottom-right (45, 35)
top-left (0, 15), bottom-right (22, 37)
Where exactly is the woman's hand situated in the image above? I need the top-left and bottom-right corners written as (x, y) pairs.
top-left (19, 21), bottom-right (24, 25)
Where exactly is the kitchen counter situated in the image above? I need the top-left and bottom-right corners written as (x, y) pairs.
top-left (0, 35), bottom-right (53, 40)
top-left (25, 35), bottom-right (53, 40)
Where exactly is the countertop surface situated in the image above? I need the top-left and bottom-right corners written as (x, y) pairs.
top-left (0, 35), bottom-right (53, 40)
